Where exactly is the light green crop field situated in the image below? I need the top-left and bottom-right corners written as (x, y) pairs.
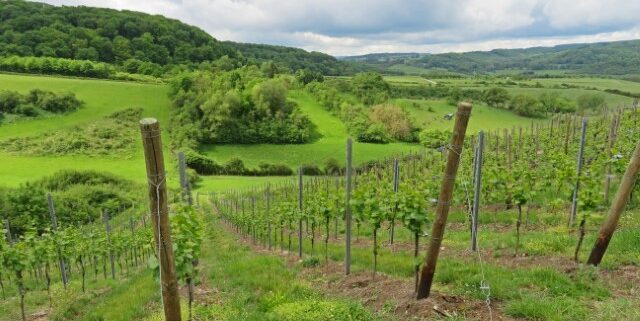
top-left (396, 98), bottom-right (541, 132)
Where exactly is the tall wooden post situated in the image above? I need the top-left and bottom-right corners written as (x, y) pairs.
top-left (47, 193), bottom-right (68, 289)
top-left (471, 131), bottom-right (484, 251)
top-left (345, 138), bottom-right (353, 275)
top-left (417, 102), bottom-right (472, 299)
top-left (569, 118), bottom-right (587, 226)
top-left (587, 141), bottom-right (640, 266)
top-left (604, 115), bottom-right (619, 203)
top-left (298, 166), bottom-right (303, 258)
top-left (103, 210), bottom-right (116, 280)
top-left (140, 118), bottom-right (182, 321)
top-left (178, 151), bottom-right (193, 206)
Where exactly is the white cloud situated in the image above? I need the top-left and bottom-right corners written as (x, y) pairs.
top-left (37, 0), bottom-right (640, 56)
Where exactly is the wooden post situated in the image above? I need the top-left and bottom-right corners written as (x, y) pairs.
top-left (178, 151), bottom-right (193, 206)
top-left (47, 193), bottom-right (68, 289)
top-left (417, 102), bottom-right (472, 299)
top-left (569, 118), bottom-right (587, 226)
top-left (103, 210), bottom-right (116, 280)
top-left (267, 184), bottom-right (272, 250)
top-left (345, 138), bottom-right (353, 275)
top-left (139, 118), bottom-right (182, 321)
top-left (298, 166), bottom-right (303, 258)
top-left (471, 131), bottom-right (484, 251)
top-left (389, 158), bottom-right (399, 245)
top-left (587, 141), bottom-right (640, 266)
top-left (604, 115), bottom-right (619, 203)
top-left (4, 219), bottom-right (12, 243)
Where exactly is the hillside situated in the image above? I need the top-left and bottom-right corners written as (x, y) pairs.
top-left (341, 40), bottom-right (640, 75)
top-left (0, 0), bottom-right (237, 66)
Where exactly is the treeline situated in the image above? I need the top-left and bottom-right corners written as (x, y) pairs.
top-left (184, 150), bottom-right (336, 177)
top-left (0, 88), bottom-right (83, 118)
top-left (393, 84), bottom-right (605, 117)
top-left (0, 55), bottom-right (163, 81)
top-left (0, 170), bottom-right (143, 235)
top-left (227, 42), bottom-right (364, 76)
top-left (0, 0), bottom-right (236, 66)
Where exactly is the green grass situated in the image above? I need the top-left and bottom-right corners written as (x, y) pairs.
top-left (181, 211), bottom-right (383, 321)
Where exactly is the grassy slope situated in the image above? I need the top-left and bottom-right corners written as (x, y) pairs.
top-left (0, 73), bottom-right (171, 187)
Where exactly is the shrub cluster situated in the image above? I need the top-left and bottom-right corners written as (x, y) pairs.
top-left (0, 88), bottom-right (83, 118)
top-left (170, 66), bottom-right (314, 147)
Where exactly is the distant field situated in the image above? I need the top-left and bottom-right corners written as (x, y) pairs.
top-left (396, 98), bottom-right (540, 132)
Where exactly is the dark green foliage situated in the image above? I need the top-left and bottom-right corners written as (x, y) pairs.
top-left (539, 92), bottom-right (576, 113)
top-left (181, 149), bottom-right (294, 176)
top-left (509, 94), bottom-right (546, 118)
top-left (419, 129), bottom-right (451, 149)
top-left (226, 42), bottom-right (358, 76)
top-left (170, 67), bottom-right (314, 146)
top-left (323, 158), bottom-right (342, 175)
top-left (300, 164), bottom-right (322, 176)
top-left (0, 89), bottom-right (83, 119)
top-left (482, 87), bottom-right (511, 107)
top-left (351, 72), bottom-right (391, 105)
top-left (295, 69), bottom-right (324, 85)
top-left (577, 93), bottom-right (606, 111)
top-left (0, 170), bottom-right (142, 235)
top-left (0, 1), bottom-right (236, 66)
top-left (0, 56), bottom-right (114, 78)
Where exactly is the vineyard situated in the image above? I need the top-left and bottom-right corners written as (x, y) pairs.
top-left (212, 103), bottom-right (640, 320)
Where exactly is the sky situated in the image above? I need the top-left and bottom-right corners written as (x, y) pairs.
top-left (39, 0), bottom-right (640, 56)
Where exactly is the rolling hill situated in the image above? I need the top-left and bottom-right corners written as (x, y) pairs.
top-left (341, 40), bottom-right (640, 76)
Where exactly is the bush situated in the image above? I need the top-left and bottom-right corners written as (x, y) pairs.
top-left (577, 93), bottom-right (605, 111)
top-left (182, 149), bottom-right (222, 175)
top-left (510, 94), bottom-right (545, 117)
top-left (254, 163), bottom-right (294, 176)
top-left (171, 68), bottom-right (313, 145)
top-left (419, 129), bottom-right (451, 149)
top-left (0, 90), bottom-right (22, 113)
top-left (301, 164), bottom-right (323, 176)
top-left (368, 104), bottom-right (415, 141)
top-left (324, 158), bottom-right (342, 175)
top-left (357, 123), bottom-right (390, 144)
top-left (0, 89), bottom-right (83, 118)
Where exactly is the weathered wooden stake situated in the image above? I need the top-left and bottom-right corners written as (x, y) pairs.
top-left (569, 118), bottom-right (587, 226)
top-left (47, 193), bottom-right (68, 289)
top-left (140, 118), bottom-right (182, 321)
top-left (298, 166), bottom-right (303, 258)
top-left (587, 141), bottom-right (640, 266)
top-left (417, 102), bottom-right (472, 299)
top-left (178, 151), bottom-right (193, 206)
top-left (345, 138), bottom-right (353, 275)
top-left (103, 210), bottom-right (116, 280)
top-left (471, 131), bottom-right (484, 251)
